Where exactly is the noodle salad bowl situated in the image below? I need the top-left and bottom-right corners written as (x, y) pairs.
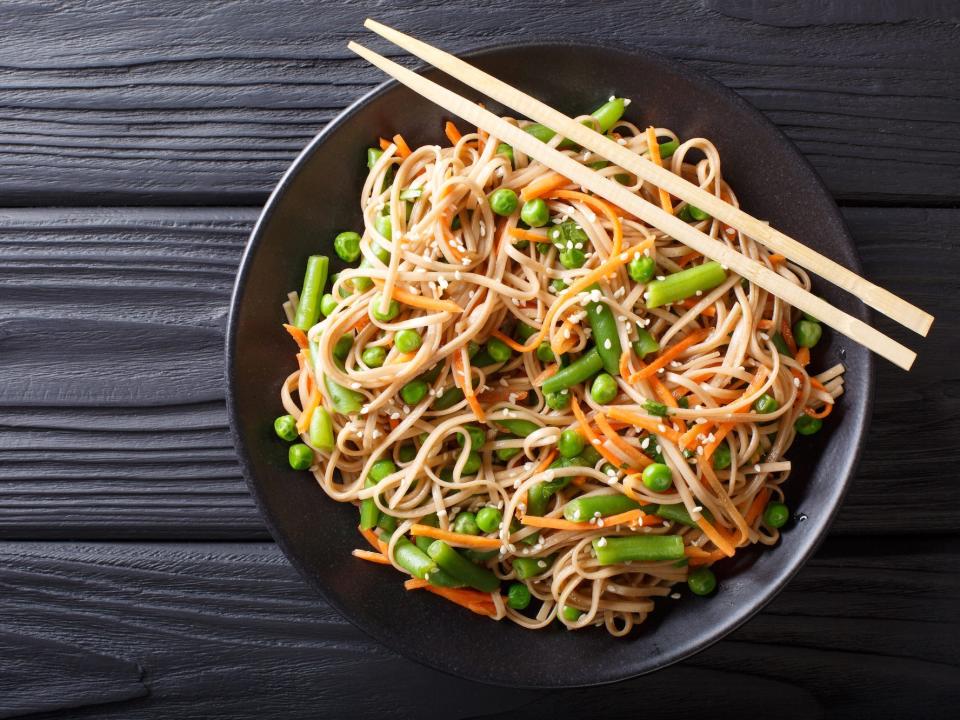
top-left (226, 42), bottom-right (873, 687)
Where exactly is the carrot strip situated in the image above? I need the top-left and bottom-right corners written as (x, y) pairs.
top-left (628, 328), bottom-right (709, 382)
top-left (646, 372), bottom-right (687, 434)
top-left (534, 449), bottom-right (558, 475)
top-left (781, 318), bottom-right (798, 355)
top-left (452, 349), bottom-right (485, 422)
top-left (571, 397), bottom-right (640, 471)
top-left (359, 527), bottom-right (387, 554)
top-left (684, 546), bottom-right (726, 567)
top-left (678, 424), bottom-right (703, 450)
top-left (619, 351), bottom-right (633, 379)
top-left (520, 172), bottom-right (571, 201)
top-left (604, 407), bottom-right (681, 444)
top-left (353, 315), bottom-right (371, 333)
top-left (532, 364), bottom-right (559, 386)
top-left (296, 388), bottom-right (320, 433)
top-left (805, 403), bottom-right (833, 420)
top-left (409, 524), bottom-right (501, 549)
top-left (392, 134), bottom-right (411, 158)
top-left (701, 366), bottom-right (770, 460)
top-left (490, 328), bottom-right (531, 354)
top-left (378, 137), bottom-right (391, 151)
top-left (696, 516), bottom-right (736, 557)
top-left (520, 509), bottom-right (651, 532)
top-left (676, 251), bottom-right (701, 268)
top-left (404, 579), bottom-right (496, 616)
top-left (444, 121), bottom-right (462, 145)
top-left (372, 280), bottom-right (463, 313)
top-left (646, 126), bottom-right (673, 215)
top-left (768, 254), bottom-right (786, 266)
top-left (392, 352), bottom-right (417, 364)
top-left (352, 549), bottom-right (391, 565)
top-left (594, 412), bottom-right (652, 469)
top-left (679, 298), bottom-right (717, 317)
top-left (508, 227), bottom-right (549, 243)
top-left (282, 323), bottom-right (309, 349)
top-left (795, 346), bottom-right (810, 367)
top-left (745, 488), bottom-right (771, 526)
top-left (809, 376), bottom-right (829, 393)
top-left (549, 189), bottom-right (624, 257)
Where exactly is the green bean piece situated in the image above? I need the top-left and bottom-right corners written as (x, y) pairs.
top-left (544, 389), bottom-right (571, 410)
top-left (496, 142), bottom-right (514, 166)
top-left (578, 445), bottom-right (604, 467)
top-left (393, 536), bottom-right (440, 581)
top-left (590, 97), bottom-right (627, 133)
top-left (452, 511), bottom-right (480, 536)
top-left (460, 450), bottom-right (482, 476)
top-left (395, 329), bottom-right (422, 353)
top-left (370, 293), bottom-right (400, 322)
top-left (561, 605), bottom-right (583, 621)
top-left (475, 507), bottom-right (503, 534)
top-left (489, 188), bottom-right (519, 216)
top-left (400, 379), bottom-right (428, 406)
top-left (793, 319), bottom-right (822, 348)
top-left (643, 400), bottom-right (669, 417)
top-left (645, 261), bottom-right (727, 308)
top-left (332, 334), bottom-right (353, 361)
top-left (432, 386), bottom-right (464, 410)
top-left (754, 393), bottom-right (779, 414)
top-left (592, 534), bottom-right (685, 564)
top-left (367, 147), bottom-right (383, 169)
top-left (584, 284), bottom-right (622, 376)
top-left (658, 139), bottom-right (680, 159)
top-left (486, 337), bottom-right (512, 363)
top-left (399, 186), bottom-right (422, 201)
top-left (688, 205), bottom-right (710, 221)
top-left (274, 414), bottom-right (298, 441)
top-left (374, 213), bottom-right (392, 243)
top-left (397, 443), bottom-right (417, 463)
top-left (462, 548), bottom-right (498, 563)
top-left (456, 424), bottom-right (487, 450)
top-left (507, 582), bottom-right (532, 610)
top-left (654, 503), bottom-right (713, 526)
top-left (493, 418), bottom-right (540, 438)
top-left (520, 198), bottom-right (550, 227)
top-left (308, 407), bottom-right (335, 451)
top-left (590, 373), bottom-right (618, 404)
top-left (558, 428), bottom-right (586, 459)
top-left (515, 323), bottom-right (538, 342)
top-left (288, 443), bottom-right (314, 470)
top-left (531, 342), bottom-right (554, 364)
top-left (794, 414), bottom-right (823, 435)
top-left (771, 332), bottom-right (791, 355)
top-left (377, 512), bottom-right (397, 535)
top-left (427, 540), bottom-right (500, 592)
top-left (513, 555), bottom-right (554, 580)
top-left (541, 348), bottom-right (603, 394)
top-left (494, 438), bottom-right (521, 463)
top-left (524, 123), bottom-right (556, 143)
top-left (641, 463), bottom-right (673, 492)
top-left (334, 231), bottom-right (362, 263)
top-left (470, 348), bottom-right (496, 367)
top-left (628, 255), bottom-right (656, 283)
top-left (319, 293), bottom-right (337, 318)
top-left (712, 443), bottom-right (733, 470)
top-left (632, 326), bottom-right (660, 357)
top-left (687, 567), bottom-right (717, 596)
top-left (563, 494), bottom-right (640, 522)
top-left (359, 476), bottom-right (381, 530)
top-left (293, 255), bottom-right (329, 330)
top-left (764, 502), bottom-right (790, 528)
top-left (361, 345), bottom-right (386, 368)
top-left (323, 374), bottom-right (363, 415)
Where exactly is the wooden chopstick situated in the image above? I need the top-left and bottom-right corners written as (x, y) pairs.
top-left (348, 40), bottom-right (916, 370)
top-left (362, 19), bottom-right (933, 339)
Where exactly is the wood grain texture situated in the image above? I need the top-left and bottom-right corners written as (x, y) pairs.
top-left (0, 539), bottom-right (956, 719)
top-left (0, 0), bottom-right (956, 205)
top-left (0, 207), bottom-right (955, 538)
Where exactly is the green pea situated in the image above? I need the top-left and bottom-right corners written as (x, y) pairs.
top-left (794, 414), bottom-right (823, 436)
top-left (530, 342), bottom-right (553, 364)
top-left (793, 319), bottom-right (822, 348)
top-left (560, 605), bottom-right (583, 622)
top-left (496, 142), bottom-right (514, 167)
top-left (332, 334), bottom-right (353, 360)
top-left (288, 443), bottom-right (314, 470)
top-left (514, 239), bottom-right (529, 250)
top-left (495, 438), bottom-right (521, 462)
top-left (764, 502), bottom-right (790, 528)
top-left (374, 213), bottom-right (392, 241)
top-left (507, 582), bottom-right (532, 610)
top-left (370, 459), bottom-right (397, 482)
top-left (400, 379), bottom-right (428, 405)
top-left (590, 373), bottom-right (618, 404)
top-left (333, 231), bottom-right (362, 263)
top-left (395, 329), bottom-right (422, 353)
top-left (753, 393), bottom-right (780, 414)
top-left (453, 511), bottom-right (480, 536)
top-left (370, 294), bottom-right (400, 322)
top-left (467, 341), bottom-right (480, 359)
top-left (460, 451), bottom-right (482, 475)
top-left (687, 205), bottom-right (710, 221)
top-left (628, 255), bottom-right (656, 283)
top-left (456, 424), bottom-right (487, 450)
top-left (319, 293), bottom-right (338, 317)
top-left (559, 248), bottom-right (586, 269)
top-left (641, 463), bottom-right (673, 492)
top-left (687, 567), bottom-right (717, 596)
top-left (558, 428), bottom-right (585, 459)
top-left (274, 414), bottom-right (298, 441)
top-left (545, 389), bottom-right (571, 410)
top-left (712, 443), bottom-right (733, 470)
top-left (475, 506), bottom-right (503, 533)
top-left (486, 337), bottom-right (512, 363)
top-left (578, 446), bottom-right (602, 467)
top-left (489, 188), bottom-right (519, 216)
top-left (802, 311), bottom-right (819, 323)
top-left (658, 139), bottom-right (680, 159)
top-left (361, 345), bottom-right (386, 368)
top-left (397, 443), bottom-right (417, 463)
top-left (539, 242), bottom-right (554, 255)
top-left (520, 198), bottom-right (550, 227)
top-left (550, 278), bottom-right (567, 293)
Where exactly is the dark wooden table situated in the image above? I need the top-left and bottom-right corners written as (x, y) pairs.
top-left (1, 2), bottom-right (958, 717)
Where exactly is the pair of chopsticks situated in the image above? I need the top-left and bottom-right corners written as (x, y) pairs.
top-left (349, 20), bottom-right (932, 370)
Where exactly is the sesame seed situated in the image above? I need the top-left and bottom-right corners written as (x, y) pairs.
top-left (754, 464), bottom-right (762, 472)
top-left (597, 537), bottom-right (608, 547)
top-left (604, 338), bottom-right (612, 350)
top-left (670, 592), bottom-right (681, 599)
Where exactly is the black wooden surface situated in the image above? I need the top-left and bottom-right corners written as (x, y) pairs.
top-left (0, 2), bottom-right (958, 718)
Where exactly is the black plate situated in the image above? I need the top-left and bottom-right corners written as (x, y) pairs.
top-left (226, 42), bottom-right (873, 687)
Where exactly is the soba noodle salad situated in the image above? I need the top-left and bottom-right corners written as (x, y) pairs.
top-left (275, 97), bottom-right (844, 634)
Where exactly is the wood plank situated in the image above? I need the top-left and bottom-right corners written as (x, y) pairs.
top-left (0, 538), bottom-right (956, 719)
top-left (0, 1), bottom-right (956, 204)
top-left (0, 207), bottom-right (954, 538)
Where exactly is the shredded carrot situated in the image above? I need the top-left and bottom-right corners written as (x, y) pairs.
top-left (489, 328), bottom-right (530, 354)
top-left (646, 372), bottom-right (687, 435)
top-left (757, 319), bottom-right (775, 330)
top-left (768, 254), bottom-right (786, 266)
top-left (550, 319), bottom-right (580, 356)
top-left (795, 346), bottom-right (810, 367)
top-left (549, 190), bottom-right (624, 257)
top-left (679, 297), bottom-right (717, 317)
top-left (684, 546), bottom-right (726, 567)
top-left (646, 126), bottom-right (673, 215)
top-left (678, 423), bottom-right (703, 450)
top-left (781, 318), bottom-right (798, 355)
top-left (701, 366), bottom-right (770, 460)
top-left (282, 323), bottom-right (309, 349)
top-left (393, 351), bottom-right (417, 364)
top-left (594, 412), bottom-right (652, 469)
top-left (571, 397), bottom-right (640, 471)
top-left (745, 488), bottom-right (771, 526)
top-left (520, 508), bottom-right (651, 532)
top-left (534, 448), bottom-right (558, 475)
top-left (508, 227), bottom-right (549, 243)
top-left (352, 549), bottom-right (391, 565)
top-left (359, 527), bottom-right (387, 554)
top-left (404, 579), bottom-right (496, 616)
top-left (603, 407), bottom-right (681, 444)
top-left (296, 388), bottom-right (320, 433)
top-left (452, 349), bottom-right (485, 422)
top-left (676, 251), bottom-right (701, 268)
top-left (805, 402), bottom-right (833, 420)
top-left (371, 279), bottom-right (463, 313)
top-left (353, 315), bottom-right (371, 333)
top-left (628, 328), bottom-right (709, 382)
top-left (532, 364), bottom-right (559, 386)
top-left (444, 121), bottom-right (462, 145)
top-left (809, 376), bottom-right (829, 393)
top-left (696, 516), bottom-right (736, 558)
top-left (519, 172), bottom-right (570, 201)
top-left (409, 524), bottom-right (501, 549)
top-left (392, 134), bottom-right (411, 158)
top-left (378, 137), bottom-right (391, 151)
top-left (619, 351), bottom-right (633, 379)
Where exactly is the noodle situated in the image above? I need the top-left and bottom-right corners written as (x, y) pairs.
top-left (277, 103), bottom-right (843, 633)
